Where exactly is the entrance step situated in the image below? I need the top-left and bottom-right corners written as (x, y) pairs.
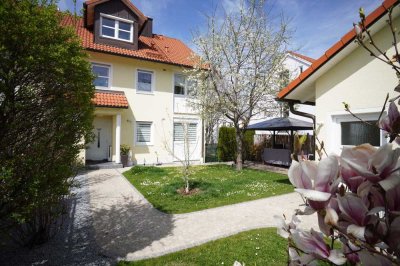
top-left (86, 161), bottom-right (123, 170)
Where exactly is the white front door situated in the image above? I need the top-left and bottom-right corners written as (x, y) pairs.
top-left (86, 116), bottom-right (113, 161)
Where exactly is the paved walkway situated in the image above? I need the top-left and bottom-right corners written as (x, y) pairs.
top-left (88, 168), bottom-right (318, 262)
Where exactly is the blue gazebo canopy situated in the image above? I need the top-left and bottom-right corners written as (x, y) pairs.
top-left (247, 117), bottom-right (313, 131)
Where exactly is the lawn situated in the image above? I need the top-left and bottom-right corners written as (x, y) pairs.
top-left (123, 164), bottom-right (293, 213)
top-left (118, 228), bottom-right (288, 266)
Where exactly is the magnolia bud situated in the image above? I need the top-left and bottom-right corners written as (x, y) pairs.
top-left (359, 7), bottom-right (365, 20)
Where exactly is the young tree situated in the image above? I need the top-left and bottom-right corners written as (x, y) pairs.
top-left (188, 0), bottom-right (289, 170)
top-left (162, 121), bottom-right (200, 194)
top-left (0, 0), bottom-right (94, 245)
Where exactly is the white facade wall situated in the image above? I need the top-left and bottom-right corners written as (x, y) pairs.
top-left (314, 17), bottom-right (399, 155)
top-left (88, 51), bottom-right (203, 165)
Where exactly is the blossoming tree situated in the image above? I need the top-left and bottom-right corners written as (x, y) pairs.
top-left (276, 7), bottom-right (400, 265)
top-left (188, 0), bottom-right (290, 170)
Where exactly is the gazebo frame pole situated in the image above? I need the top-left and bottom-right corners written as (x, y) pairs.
top-left (290, 129), bottom-right (293, 153)
top-left (272, 130), bottom-right (275, 148)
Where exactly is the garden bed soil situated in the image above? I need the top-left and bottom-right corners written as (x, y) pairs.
top-left (176, 187), bottom-right (201, 196)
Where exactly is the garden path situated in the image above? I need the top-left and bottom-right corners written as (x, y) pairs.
top-left (87, 168), bottom-right (318, 262)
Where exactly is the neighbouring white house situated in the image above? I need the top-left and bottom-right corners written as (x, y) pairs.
top-left (277, 0), bottom-right (399, 155)
top-left (249, 51), bottom-right (315, 126)
top-left (63, 0), bottom-right (203, 165)
top-left (247, 51), bottom-right (315, 143)
top-left (284, 52), bottom-right (315, 124)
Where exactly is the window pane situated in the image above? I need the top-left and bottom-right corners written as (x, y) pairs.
top-left (94, 77), bottom-right (108, 87)
top-left (119, 21), bottom-right (131, 31)
top-left (174, 74), bottom-right (185, 95)
top-left (174, 86), bottom-right (185, 95)
top-left (341, 120), bottom-right (380, 146)
top-left (174, 123), bottom-right (184, 141)
top-left (102, 17), bottom-right (115, 27)
top-left (137, 123), bottom-right (151, 143)
top-left (188, 123), bottom-right (197, 142)
top-left (92, 64), bottom-right (109, 87)
top-left (174, 123), bottom-right (197, 142)
top-left (92, 65), bottom-right (109, 77)
top-left (137, 71), bottom-right (152, 92)
top-left (118, 30), bottom-right (130, 40)
top-left (102, 26), bottom-right (115, 37)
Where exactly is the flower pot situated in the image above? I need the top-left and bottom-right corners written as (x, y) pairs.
top-left (121, 154), bottom-right (129, 167)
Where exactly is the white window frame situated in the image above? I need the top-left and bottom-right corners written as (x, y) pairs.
top-left (136, 69), bottom-right (155, 94)
top-left (100, 13), bottom-right (134, 43)
top-left (91, 62), bottom-right (112, 88)
top-left (330, 109), bottom-right (386, 154)
top-left (173, 121), bottom-right (199, 143)
top-left (135, 121), bottom-right (153, 146)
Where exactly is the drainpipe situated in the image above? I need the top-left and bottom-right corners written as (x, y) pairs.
top-left (288, 102), bottom-right (316, 159)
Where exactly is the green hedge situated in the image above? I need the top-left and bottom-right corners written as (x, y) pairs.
top-left (217, 127), bottom-right (255, 162)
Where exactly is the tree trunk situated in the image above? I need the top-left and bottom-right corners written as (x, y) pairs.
top-left (235, 128), bottom-right (243, 171)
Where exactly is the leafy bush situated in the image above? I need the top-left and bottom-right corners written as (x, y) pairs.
top-left (0, 1), bottom-right (94, 246)
top-left (217, 127), bottom-right (255, 162)
top-left (120, 144), bottom-right (131, 155)
top-left (252, 137), bottom-right (269, 162)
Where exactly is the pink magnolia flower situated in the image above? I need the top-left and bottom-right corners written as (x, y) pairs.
top-left (274, 214), bottom-right (300, 239)
top-left (379, 102), bottom-right (400, 142)
top-left (340, 143), bottom-right (400, 191)
top-left (342, 241), bottom-right (360, 264)
top-left (288, 156), bottom-right (339, 211)
top-left (291, 228), bottom-right (347, 265)
top-left (337, 194), bottom-right (369, 239)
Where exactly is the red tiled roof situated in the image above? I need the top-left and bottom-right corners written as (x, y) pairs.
top-left (62, 15), bottom-right (199, 68)
top-left (288, 51), bottom-right (315, 63)
top-left (93, 90), bottom-right (129, 108)
top-left (278, 0), bottom-right (399, 100)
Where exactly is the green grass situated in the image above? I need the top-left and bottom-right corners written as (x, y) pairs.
top-left (118, 228), bottom-right (288, 266)
top-left (123, 164), bottom-right (293, 213)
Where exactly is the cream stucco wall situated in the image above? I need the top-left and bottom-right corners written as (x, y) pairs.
top-left (315, 17), bottom-right (399, 155)
top-left (88, 52), bottom-right (203, 165)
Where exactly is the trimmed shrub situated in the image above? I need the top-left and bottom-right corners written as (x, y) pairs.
top-left (217, 127), bottom-right (255, 162)
top-left (243, 130), bottom-right (255, 161)
top-left (217, 127), bottom-right (236, 161)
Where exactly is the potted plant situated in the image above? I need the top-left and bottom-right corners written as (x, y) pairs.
top-left (120, 144), bottom-right (130, 167)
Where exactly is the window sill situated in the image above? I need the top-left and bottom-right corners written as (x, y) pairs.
top-left (136, 91), bottom-right (155, 95)
top-left (100, 34), bottom-right (133, 44)
top-left (95, 85), bottom-right (111, 90)
top-left (135, 143), bottom-right (154, 146)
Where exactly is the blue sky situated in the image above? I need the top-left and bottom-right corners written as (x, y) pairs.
top-left (58, 0), bottom-right (382, 59)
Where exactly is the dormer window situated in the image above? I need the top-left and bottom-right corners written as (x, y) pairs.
top-left (100, 14), bottom-right (133, 42)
